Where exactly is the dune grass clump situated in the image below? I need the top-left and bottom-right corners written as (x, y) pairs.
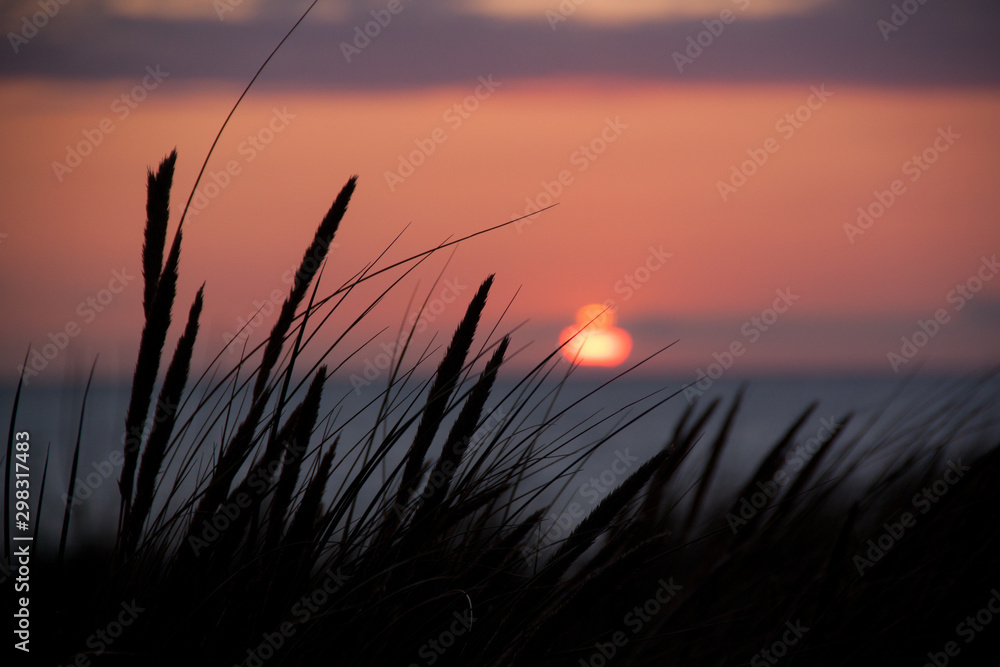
top-left (4, 150), bottom-right (999, 666)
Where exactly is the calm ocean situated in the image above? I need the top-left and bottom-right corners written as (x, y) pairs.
top-left (3, 373), bottom-right (997, 548)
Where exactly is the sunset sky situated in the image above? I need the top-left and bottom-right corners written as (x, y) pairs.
top-left (1, 0), bottom-right (998, 385)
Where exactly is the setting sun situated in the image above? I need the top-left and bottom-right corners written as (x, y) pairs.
top-left (559, 304), bottom-right (633, 367)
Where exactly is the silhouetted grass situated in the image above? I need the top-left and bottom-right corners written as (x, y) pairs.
top-left (5, 3), bottom-right (1000, 663)
top-left (5, 155), bottom-right (998, 666)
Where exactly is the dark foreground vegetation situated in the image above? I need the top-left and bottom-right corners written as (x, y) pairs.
top-left (5, 152), bottom-right (999, 666)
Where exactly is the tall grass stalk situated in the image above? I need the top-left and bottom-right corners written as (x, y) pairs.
top-left (3, 3), bottom-right (998, 663)
top-left (5, 157), bottom-right (995, 665)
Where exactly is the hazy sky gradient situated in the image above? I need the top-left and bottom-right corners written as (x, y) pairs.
top-left (3, 0), bottom-right (999, 87)
top-left (2, 0), bottom-right (998, 384)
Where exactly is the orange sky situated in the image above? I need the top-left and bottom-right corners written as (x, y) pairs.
top-left (1, 77), bottom-right (999, 384)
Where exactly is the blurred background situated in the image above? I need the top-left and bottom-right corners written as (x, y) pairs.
top-left (1, 2), bottom-right (999, 522)
top-left (1, 0), bottom-right (998, 384)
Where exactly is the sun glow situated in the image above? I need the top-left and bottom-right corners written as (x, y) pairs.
top-left (559, 304), bottom-right (632, 367)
